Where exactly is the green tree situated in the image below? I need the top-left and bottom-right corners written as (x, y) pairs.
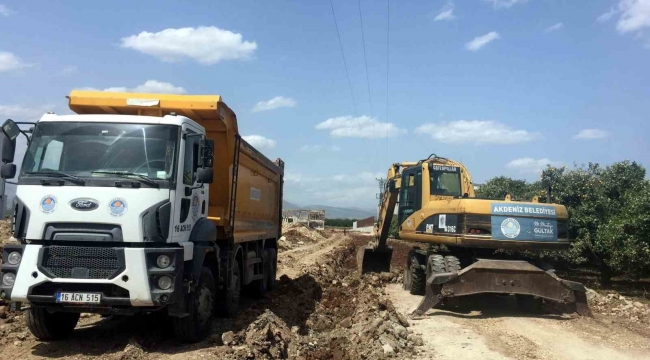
top-left (389, 217), bottom-right (399, 239)
top-left (597, 182), bottom-right (650, 279)
top-left (324, 218), bottom-right (356, 227)
top-left (476, 176), bottom-right (540, 201)
top-left (541, 161), bottom-right (648, 283)
top-left (479, 161), bottom-right (649, 284)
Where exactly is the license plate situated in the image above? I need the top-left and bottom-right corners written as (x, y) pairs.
top-left (56, 292), bottom-right (101, 304)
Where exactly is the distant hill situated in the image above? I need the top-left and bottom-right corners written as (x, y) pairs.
top-left (283, 200), bottom-right (301, 210)
top-left (283, 200), bottom-right (375, 220)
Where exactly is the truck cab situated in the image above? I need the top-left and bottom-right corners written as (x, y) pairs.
top-left (0, 91), bottom-right (283, 342)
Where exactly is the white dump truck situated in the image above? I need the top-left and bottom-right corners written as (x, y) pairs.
top-left (0, 91), bottom-right (284, 342)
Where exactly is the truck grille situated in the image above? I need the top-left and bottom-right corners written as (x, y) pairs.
top-left (40, 246), bottom-right (124, 280)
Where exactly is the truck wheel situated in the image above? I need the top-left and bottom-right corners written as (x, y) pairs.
top-left (428, 254), bottom-right (446, 274)
top-left (173, 266), bottom-right (216, 342)
top-left (217, 259), bottom-right (241, 318)
top-left (409, 254), bottom-right (426, 295)
top-left (444, 255), bottom-right (461, 273)
top-left (267, 248), bottom-right (278, 290)
top-left (26, 307), bottom-right (80, 340)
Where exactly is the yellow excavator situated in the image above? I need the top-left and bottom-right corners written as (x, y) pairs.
top-left (358, 154), bottom-right (591, 316)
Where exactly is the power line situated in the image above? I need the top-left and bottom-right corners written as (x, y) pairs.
top-left (329, 0), bottom-right (371, 163)
top-left (386, 0), bottom-right (391, 163)
top-left (357, 0), bottom-right (380, 163)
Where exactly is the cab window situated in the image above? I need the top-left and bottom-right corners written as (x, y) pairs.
top-left (430, 165), bottom-right (462, 196)
top-left (183, 134), bottom-right (200, 185)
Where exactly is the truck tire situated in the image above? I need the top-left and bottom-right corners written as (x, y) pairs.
top-left (409, 254), bottom-right (426, 295)
top-left (267, 248), bottom-right (278, 290)
top-left (26, 307), bottom-right (80, 341)
top-left (444, 255), bottom-right (461, 273)
top-left (428, 254), bottom-right (446, 274)
top-left (217, 259), bottom-right (241, 318)
top-left (173, 266), bottom-right (216, 342)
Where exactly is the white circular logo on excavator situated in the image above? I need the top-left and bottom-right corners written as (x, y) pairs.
top-left (500, 218), bottom-right (521, 239)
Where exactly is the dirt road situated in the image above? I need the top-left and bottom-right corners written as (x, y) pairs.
top-left (1, 225), bottom-right (649, 359)
top-left (387, 285), bottom-right (649, 360)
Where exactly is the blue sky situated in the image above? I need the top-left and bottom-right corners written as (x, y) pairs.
top-left (1, 0), bottom-right (649, 211)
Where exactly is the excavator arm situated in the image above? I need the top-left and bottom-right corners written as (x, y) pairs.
top-left (358, 162), bottom-right (413, 273)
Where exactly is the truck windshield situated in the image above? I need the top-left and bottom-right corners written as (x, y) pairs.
top-left (20, 122), bottom-right (179, 180)
top-left (430, 165), bottom-right (462, 196)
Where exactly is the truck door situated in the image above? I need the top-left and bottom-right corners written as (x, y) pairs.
top-left (398, 167), bottom-right (422, 225)
top-left (172, 124), bottom-right (208, 242)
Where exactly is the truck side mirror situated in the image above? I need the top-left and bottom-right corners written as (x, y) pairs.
top-left (1, 163), bottom-right (16, 179)
top-left (0, 134), bottom-right (16, 164)
top-left (197, 167), bottom-right (213, 184)
top-left (1, 119), bottom-right (21, 141)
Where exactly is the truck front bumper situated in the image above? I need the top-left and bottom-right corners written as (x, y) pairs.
top-left (1, 244), bottom-right (184, 310)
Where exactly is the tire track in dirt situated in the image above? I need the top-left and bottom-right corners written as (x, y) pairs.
top-left (386, 284), bottom-right (649, 360)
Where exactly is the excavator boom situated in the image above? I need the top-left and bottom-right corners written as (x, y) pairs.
top-left (357, 163), bottom-right (404, 273)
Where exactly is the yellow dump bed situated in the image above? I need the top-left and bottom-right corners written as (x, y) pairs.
top-left (68, 91), bottom-right (284, 243)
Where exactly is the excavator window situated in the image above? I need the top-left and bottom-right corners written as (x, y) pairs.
top-left (398, 169), bottom-right (422, 225)
top-left (430, 167), bottom-right (462, 196)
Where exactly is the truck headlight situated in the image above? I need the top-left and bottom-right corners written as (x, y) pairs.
top-left (2, 273), bottom-right (16, 287)
top-left (157, 275), bottom-right (173, 290)
top-left (7, 252), bottom-right (21, 265)
top-left (156, 255), bottom-right (171, 269)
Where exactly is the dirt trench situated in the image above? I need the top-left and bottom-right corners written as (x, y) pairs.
top-left (0, 227), bottom-right (423, 360)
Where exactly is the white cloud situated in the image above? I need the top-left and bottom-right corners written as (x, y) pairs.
top-left (252, 96), bottom-right (296, 112)
top-left (616, 0), bottom-right (650, 33)
top-left (300, 144), bottom-right (341, 152)
top-left (80, 80), bottom-right (186, 94)
top-left (416, 120), bottom-right (539, 145)
top-left (315, 115), bottom-right (406, 139)
top-left (242, 135), bottom-right (277, 150)
top-left (574, 129), bottom-right (608, 140)
top-left (434, 3), bottom-right (456, 21)
top-left (483, 0), bottom-right (527, 9)
top-left (507, 158), bottom-right (561, 174)
top-left (121, 26), bottom-right (257, 65)
top-left (598, 7), bottom-right (618, 22)
top-left (0, 5), bottom-right (13, 16)
top-left (0, 104), bottom-right (55, 120)
top-left (465, 31), bottom-right (500, 51)
top-left (0, 52), bottom-right (29, 72)
top-left (598, 1), bottom-right (650, 34)
top-left (545, 23), bottom-right (564, 33)
top-left (283, 171), bottom-right (382, 209)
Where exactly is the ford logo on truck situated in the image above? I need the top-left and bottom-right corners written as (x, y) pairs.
top-left (69, 198), bottom-right (99, 211)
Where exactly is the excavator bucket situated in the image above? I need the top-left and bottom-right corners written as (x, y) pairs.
top-left (357, 246), bottom-right (393, 274)
top-left (412, 259), bottom-right (593, 317)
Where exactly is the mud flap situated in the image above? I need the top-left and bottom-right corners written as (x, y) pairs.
top-left (357, 246), bottom-right (393, 274)
top-left (412, 259), bottom-right (593, 317)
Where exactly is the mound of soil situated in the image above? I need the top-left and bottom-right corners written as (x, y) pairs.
top-left (217, 240), bottom-right (422, 359)
top-left (279, 223), bottom-right (328, 251)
